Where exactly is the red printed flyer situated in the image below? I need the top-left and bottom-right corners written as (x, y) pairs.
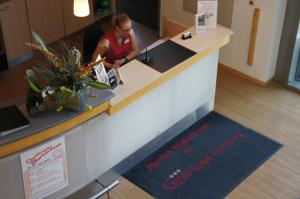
top-left (20, 137), bottom-right (68, 199)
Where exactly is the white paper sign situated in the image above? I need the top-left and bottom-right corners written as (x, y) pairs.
top-left (21, 137), bottom-right (68, 199)
top-left (195, 13), bottom-right (206, 34)
top-left (197, 1), bottom-right (218, 29)
top-left (94, 55), bottom-right (110, 86)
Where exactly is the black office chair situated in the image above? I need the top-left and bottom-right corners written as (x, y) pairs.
top-left (83, 24), bottom-right (104, 64)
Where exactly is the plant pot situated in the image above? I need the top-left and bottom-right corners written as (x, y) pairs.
top-left (54, 88), bottom-right (87, 112)
top-left (65, 89), bottom-right (87, 112)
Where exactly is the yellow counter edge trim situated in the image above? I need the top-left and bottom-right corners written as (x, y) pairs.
top-left (0, 100), bottom-right (110, 158)
top-left (108, 37), bottom-right (230, 115)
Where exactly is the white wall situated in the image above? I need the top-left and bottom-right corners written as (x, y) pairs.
top-left (219, 0), bottom-right (287, 82)
top-left (161, 0), bottom-right (194, 28)
top-left (161, 0), bottom-right (287, 82)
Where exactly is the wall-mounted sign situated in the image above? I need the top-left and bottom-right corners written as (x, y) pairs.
top-left (20, 137), bottom-right (68, 199)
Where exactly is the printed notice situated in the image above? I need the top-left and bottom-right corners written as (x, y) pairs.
top-left (20, 137), bottom-right (68, 199)
top-left (197, 1), bottom-right (218, 29)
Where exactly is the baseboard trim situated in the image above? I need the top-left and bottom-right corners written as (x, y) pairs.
top-left (8, 53), bottom-right (34, 68)
top-left (218, 63), bottom-right (273, 87)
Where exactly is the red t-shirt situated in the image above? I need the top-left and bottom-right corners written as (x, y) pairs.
top-left (102, 29), bottom-right (132, 64)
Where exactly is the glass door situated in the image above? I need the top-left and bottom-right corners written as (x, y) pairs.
top-left (288, 21), bottom-right (300, 90)
top-left (295, 53), bottom-right (300, 81)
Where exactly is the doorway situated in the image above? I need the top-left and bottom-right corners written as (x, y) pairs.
top-left (274, 0), bottom-right (300, 91)
top-left (115, 0), bottom-right (160, 50)
top-left (116, 0), bottom-right (160, 33)
top-left (0, 22), bottom-right (8, 72)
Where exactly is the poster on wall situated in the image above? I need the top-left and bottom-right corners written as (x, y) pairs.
top-left (197, 0), bottom-right (218, 29)
top-left (20, 137), bottom-right (68, 199)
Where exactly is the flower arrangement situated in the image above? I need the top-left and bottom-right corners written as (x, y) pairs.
top-left (25, 31), bottom-right (110, 115)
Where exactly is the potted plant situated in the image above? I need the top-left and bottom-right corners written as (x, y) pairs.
top-left (25, 31), bottom-right (110, 115)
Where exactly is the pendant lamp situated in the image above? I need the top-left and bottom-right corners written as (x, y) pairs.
top-left (74, 0), bottom-right (90, 17)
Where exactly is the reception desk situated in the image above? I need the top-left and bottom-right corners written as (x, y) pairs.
top-left (0, 25), bottom-right (232, 199)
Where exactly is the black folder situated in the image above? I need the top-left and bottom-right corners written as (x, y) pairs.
top-left (0, 105), bottom-right (30, 137)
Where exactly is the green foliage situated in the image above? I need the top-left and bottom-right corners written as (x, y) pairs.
top-left (31, 31), bottom-right (48, 50)
top-left (87, 81), bottom-right (111, 89)
top-left (26, 70), bottom-right (41, 93)
top-left (25, 31), bottom-right (110, 112)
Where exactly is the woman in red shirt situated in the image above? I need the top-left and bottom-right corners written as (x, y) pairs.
top-left (92, 14), bottom-right (139, 69)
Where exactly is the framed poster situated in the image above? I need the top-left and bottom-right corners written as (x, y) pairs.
top-left (20, 137), bottom-right (68, 199)
top-left (197, 0), bottom-right (218, 29)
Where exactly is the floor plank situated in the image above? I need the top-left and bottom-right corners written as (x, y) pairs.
top-left (97, 177), bottom-right (153, 199)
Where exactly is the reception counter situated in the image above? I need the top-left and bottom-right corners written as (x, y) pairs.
top-left (0, 25), bottom-right (232, 199)
top-left (109, 25), bottom-right (231, 115)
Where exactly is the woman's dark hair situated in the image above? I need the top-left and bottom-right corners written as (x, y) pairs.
top-left (113, 13), bottom-right (131, 27)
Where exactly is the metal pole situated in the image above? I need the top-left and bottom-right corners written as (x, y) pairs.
top-left (89, 180), bottom-right (119, 199)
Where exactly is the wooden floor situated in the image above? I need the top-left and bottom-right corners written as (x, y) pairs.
top-left (98, 67), bottom-right (300, 199)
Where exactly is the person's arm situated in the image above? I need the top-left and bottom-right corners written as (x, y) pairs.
top-left (92, 39), bottom-right (106, 61)
top-left (92, 39), bottom-right (114, 69)
top-left (126, 30), bottom-right (139, 60)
